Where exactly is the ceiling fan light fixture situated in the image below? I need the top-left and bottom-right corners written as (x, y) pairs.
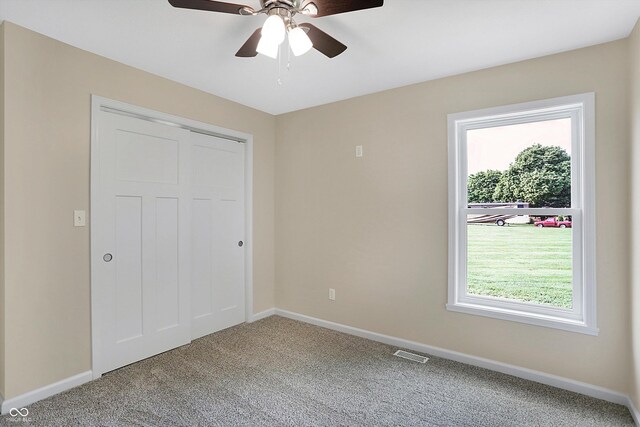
top-left (256, 36), bottom-right (279, 59)
top-left (288, 26), bottom-right (313, 56)
top-left (261, 14), bottom-right (286, 45)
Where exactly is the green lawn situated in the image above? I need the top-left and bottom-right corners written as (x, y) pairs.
top-left (467, 224), bottom-right (572, 308)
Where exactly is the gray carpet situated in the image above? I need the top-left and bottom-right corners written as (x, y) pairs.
top-left (0, 316), bottom-right (634, 426)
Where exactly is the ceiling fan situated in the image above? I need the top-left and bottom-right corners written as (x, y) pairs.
top-left (168, 0), bottom-right (384, 59)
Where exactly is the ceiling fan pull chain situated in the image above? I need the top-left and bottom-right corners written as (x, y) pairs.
top-left (277, 43), bottom-right (284, 86)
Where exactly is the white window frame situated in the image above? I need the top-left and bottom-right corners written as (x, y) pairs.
top-left (447, 93), bottom-right (597, 335)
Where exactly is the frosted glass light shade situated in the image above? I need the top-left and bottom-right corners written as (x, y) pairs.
top-left (261, 15), bottom-right (286, 45)
top-left (288, 27), bottom-right (313, 56)
top-left (257, 36), bottom-right (278, 59)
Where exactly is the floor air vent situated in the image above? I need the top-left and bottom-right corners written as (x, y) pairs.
top-left (394, 350), bottom-right (429, 363)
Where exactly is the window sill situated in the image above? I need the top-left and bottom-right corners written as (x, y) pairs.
top-left (446, 302), bottom-right (599, 336)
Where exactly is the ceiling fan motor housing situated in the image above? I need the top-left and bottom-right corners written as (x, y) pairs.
top-left (261, 0), bottom-right (297, 9)
top-left (268, 6), bottom-right (293, 26)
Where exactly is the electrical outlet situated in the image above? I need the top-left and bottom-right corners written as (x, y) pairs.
top-left (355, 145), bottom-right (363, 158)
top-left (329, 288), bottom-right (336, 301)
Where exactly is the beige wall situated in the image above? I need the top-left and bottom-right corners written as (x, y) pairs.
top-left (1, 17), bottom-right (637, 403)
top-left (276, 40), bottom-right (631, 393)
top-left (0, 23), bottom-right (5, 400)
top-left (630, 17), bottom-right (640, 410)
top-left (1, 21), bottom-right (275, 399)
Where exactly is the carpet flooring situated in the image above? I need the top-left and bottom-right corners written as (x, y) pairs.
top-left (0, 316), bottom-right (634, 426)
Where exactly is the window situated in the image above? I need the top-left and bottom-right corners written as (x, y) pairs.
top-left (447, 93), bottom-right (597, 335)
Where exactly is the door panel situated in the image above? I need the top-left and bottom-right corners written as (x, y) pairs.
top-left (115, 132), bottom-right (179, 184)
top-left (191, 133), bottom-right (245, 339)
top-left (213, 200), bottom-right (244, 313)
top-left (192, 145), bottom-right (241, 190)
top-left (155, 197), bottom-right (180, 331)
top-left (192, 198), bottom-right (213, 319)
top-left (94, 112), bottom-right (191, 374)
top-left (114, 196), bottom-right (143, 343)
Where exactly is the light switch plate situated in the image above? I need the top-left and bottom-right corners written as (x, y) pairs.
top-left (355, 145), bottom-right (363, 158)
top-left (74, 210), bottom-right (86, 227)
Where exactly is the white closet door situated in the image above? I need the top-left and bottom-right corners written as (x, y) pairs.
top-left (190, 132), bottom-right (246, 339)
top-left (93, 112), bottom-right (191, 374)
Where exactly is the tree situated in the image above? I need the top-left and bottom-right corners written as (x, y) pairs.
top-left (468, 170), bottom-right (502, 203)
top-left (492, 144), bottom-right (570, 207)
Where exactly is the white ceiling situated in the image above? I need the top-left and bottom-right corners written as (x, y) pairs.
top-left (1, 0), bottom-right (639, 115)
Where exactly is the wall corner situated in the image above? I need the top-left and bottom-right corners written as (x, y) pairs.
top-left (628, 15), bottom-right (640, 411)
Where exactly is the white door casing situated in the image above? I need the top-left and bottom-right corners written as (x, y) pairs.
top-left (91, 96), bottom-right (254, 378)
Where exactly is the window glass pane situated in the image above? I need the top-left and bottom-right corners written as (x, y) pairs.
top-left (467, 118), bottom-right (572, 208)
top-left (466, 216), bottom-right (573, 309)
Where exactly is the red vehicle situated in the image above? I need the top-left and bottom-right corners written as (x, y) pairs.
top-left (534, 217), bottom-right (572, 228)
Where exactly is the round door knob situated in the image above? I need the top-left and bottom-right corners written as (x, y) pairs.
top-left (238, 241), bottom-right (244, 247)
top-left (103, 253), bottom-right (113, 262)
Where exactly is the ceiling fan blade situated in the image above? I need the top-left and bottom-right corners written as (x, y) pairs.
top-left (168, 0), bottom-right (254, 15)
top-left (298, 23), bottom-right (347, 58)
top-left (300, 0), bottom-right (383, 17)
top-left (235, 28), bottom-right (262, 57)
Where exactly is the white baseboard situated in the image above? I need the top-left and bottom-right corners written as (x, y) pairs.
top-left (273, 308), bottom-right (632, 409)
top-left (249, 308), bottom-right (275, 322)
top-left (628, 396), bottom-right (640, 426)
top-left (0, 371), bottom-right (93, 415)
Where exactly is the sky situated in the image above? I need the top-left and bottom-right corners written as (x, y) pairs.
top-left (467, 118), bottom-right (572, 175)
